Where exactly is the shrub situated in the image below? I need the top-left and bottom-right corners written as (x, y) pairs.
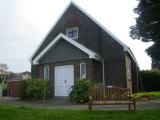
top-left (27, 79), bottom-right (51, 100)
top-left (69, 79), bottom-right (96, 103)
top-left (19, 80), bottom-right (28, 99)
top-left (141, 69), bottom-right (160, 91)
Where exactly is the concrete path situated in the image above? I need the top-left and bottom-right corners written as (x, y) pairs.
top-left (0, 97), bottom-right (160, 110)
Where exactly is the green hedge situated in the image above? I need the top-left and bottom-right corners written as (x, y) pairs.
top-left (27, 79), bottom-right (51, 100)
top-left (19, 79), bottom-right (51, 100)
top-left (141, 69), bottom-right (160, 91)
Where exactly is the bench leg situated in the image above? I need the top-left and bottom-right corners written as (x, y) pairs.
top-left (133, 101), bottom-right (136, 111)
top-left (89, 102), bottom-right (91, 110)
top-left (89, 101), bottom-right (92, 110)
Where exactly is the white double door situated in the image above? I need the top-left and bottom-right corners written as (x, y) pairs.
top-left (55, 65), bottom-right (74, 97)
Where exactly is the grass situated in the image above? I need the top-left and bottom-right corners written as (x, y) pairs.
top-left (133, 91), bottom-right (160, 100)
top-left (0, 104), bottom-right (160, 120)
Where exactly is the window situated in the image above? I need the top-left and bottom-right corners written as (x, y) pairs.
top-left (66, 27), bottom-right (78, 39)
top-left (44, 66), bottom-right (49, 80)
top-left (80, 63), bottom-right (86, 79)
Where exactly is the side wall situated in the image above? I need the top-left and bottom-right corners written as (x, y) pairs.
top-left (125, 53), bottom-right (140, 93)
top-left (131, 59), bottom-right (140, 93)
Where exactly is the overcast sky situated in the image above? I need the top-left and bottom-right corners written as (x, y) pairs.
top-left (0, 0), bottom-right (152, 72)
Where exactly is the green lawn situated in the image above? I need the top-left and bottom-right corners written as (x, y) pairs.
top-left (133, 91), bottom-right (160, 100)
top-left (0, 104), bottom-right (160, 120)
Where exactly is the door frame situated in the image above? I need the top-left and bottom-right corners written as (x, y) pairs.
top-left (54, 64), bottom-right (74, 97)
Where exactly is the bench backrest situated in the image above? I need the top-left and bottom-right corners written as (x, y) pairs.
top-left (89, 86), bottom-right (131, 101)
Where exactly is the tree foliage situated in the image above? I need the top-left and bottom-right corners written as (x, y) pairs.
top-left (0, 64), bottom-right (8, 72)
top-left (130, 0), bottom-right (160, 61)
top-left (0, 64), bottom-right (8, 82)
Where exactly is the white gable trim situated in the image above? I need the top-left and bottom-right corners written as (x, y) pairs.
top-left (32, 33), bottom-right (101, 65)
top-left (29, 1), bottom-right (138, 66)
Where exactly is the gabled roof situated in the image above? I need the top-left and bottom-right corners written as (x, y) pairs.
top-left (30, 1), bottom-right (138, 66)
top-left (32, 33), bottom-right (102, 65)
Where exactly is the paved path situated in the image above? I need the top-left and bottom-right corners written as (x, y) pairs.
top-left (0, 97), bottom-right (160, 110)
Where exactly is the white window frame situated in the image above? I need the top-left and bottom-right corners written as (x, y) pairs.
top-left (66, 27), bottom-right (78, 39)
top-left (44, 65), bottom-right (49, 80)
top-left (80, 63), bottom-right (86, 79)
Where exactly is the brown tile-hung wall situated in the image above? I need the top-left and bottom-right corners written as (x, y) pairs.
top-left (31, 3), bottom-right (139, 94)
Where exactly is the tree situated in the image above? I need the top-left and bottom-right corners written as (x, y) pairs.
top-left (0, 64), bottom-right (8, 82)
top-left (0, 64), bottom-right (8, 72)
top-left (130, 0), bottom-right (160, 61)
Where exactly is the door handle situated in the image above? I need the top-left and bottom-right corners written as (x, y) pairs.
top-left (64, 80), bottom-right (67, 84)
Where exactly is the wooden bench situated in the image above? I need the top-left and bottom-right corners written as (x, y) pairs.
top-left (88, 86), bottom-right (136, 111)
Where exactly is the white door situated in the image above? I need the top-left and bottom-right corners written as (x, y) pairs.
top-left (55, 65), bottom-right (74, 97)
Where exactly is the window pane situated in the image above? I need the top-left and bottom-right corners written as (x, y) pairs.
top-left (73, 31), bottom-right (77, 38)
top-left (80, 63), bottom-right (86, 79)
top-left (81, 64), bottom-right (85, 74)
top-left (66, 27), bottom-right (78, 39)
top-left (68, 32), bottom-right (73, 38)
top-left (44, 66), bottom-right (49, 80)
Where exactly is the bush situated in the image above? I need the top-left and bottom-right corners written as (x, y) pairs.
top-left (69, 79), bottom-right (96, 103)
top-left (141, 69), bottom-right (160, 91)
top-left (27, 79), bottom-right (51, 100)
top-left (19, 80), bottom-right (28, 99)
